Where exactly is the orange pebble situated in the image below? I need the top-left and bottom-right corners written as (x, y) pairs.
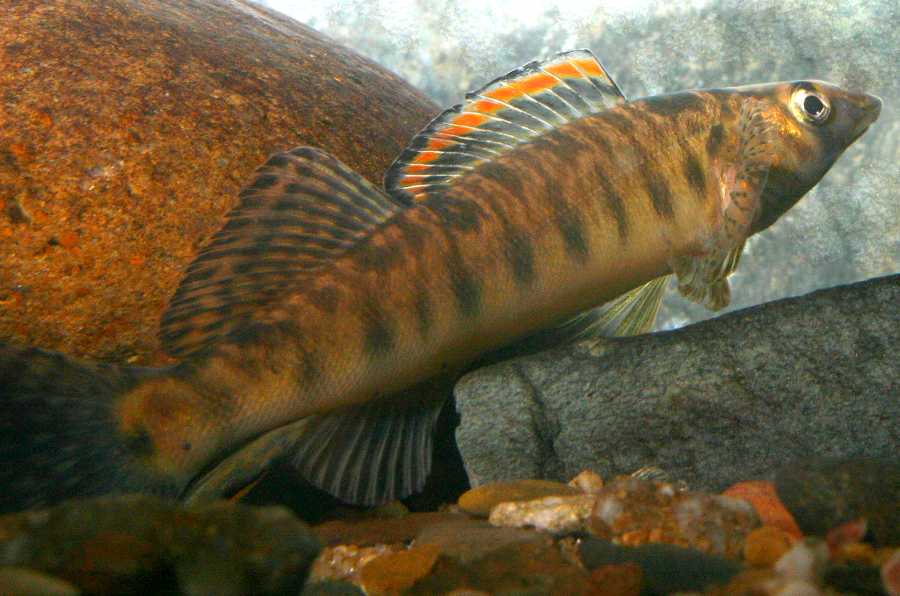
top-left (722, 481), bottom-right (802, 539)
top-left (743, 525), bottom-right (797, 566)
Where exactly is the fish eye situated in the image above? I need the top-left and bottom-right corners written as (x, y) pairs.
top-left (792, 88), bottom-right (831, 125)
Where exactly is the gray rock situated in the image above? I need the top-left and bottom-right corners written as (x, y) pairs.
top-left (455, 274), bottom-right (900, 492)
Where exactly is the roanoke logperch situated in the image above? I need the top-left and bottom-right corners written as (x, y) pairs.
top-left (0, 50), bottom-right (881, 512)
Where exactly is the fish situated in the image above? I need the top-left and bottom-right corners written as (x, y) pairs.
top-left (0, 50), bottom-right (881, 512)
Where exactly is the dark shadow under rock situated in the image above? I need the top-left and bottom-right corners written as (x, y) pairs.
top-left (775, 457), bottom-right (900, 546)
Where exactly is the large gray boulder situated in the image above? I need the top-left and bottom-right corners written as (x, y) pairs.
top-left (454, 274), bottom-right (900, 491)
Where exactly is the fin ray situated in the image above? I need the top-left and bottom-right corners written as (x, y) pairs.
top-left (669, 98), bottom-right (777, 311)
top-left (291, 384), bottom-right (448, 505)
top-left (159, 147), bottom-right (406, 359)
top-left (384, 49), bottom-right (627, 203)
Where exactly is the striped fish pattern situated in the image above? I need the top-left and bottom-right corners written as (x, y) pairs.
top-left (0, 50), bottom-right (881, 512)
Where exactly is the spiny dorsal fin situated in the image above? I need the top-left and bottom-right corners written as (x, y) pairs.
top-left (384, 49), bottom-right (627, 203)
top-left (159, 147), bottom-right (405, 359)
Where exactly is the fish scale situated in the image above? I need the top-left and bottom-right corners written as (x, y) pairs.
top-left (0, 49), bottom-right (881, 511)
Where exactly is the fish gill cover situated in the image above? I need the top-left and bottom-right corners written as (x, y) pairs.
top-left (265, 0), bottom-right (899, 330)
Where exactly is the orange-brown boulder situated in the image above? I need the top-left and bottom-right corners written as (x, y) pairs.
top-left (0, 0), bottom-right (438, 364)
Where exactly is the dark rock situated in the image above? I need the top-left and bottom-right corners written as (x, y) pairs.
top-left (404, 540), bottom-right (594, 596)
top-left (455, 275), bottom-right (900, 494)
top-left (578, 538), bottom-right (742, 595)
top-left (0, 0), bottom-right (438, 365)
top-left (414, 519), bottom-right (553, 564)
top-left (300, 582), bottom-right (365, 596)
top-left (312, 511), bottom-right (466, 548)
top-left (774, 457), bottom-right (900, 546)
top-left (301, 581), bottom-right (366, 596)
top-left (0, 495), bottom-right (320, 595)
top-left (823, 564), bottom-right (886, 596)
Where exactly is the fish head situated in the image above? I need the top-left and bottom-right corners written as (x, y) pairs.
top-left (737, 80), bottom-right (882, 234)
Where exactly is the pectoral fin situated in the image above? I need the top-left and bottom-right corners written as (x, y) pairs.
top-left (669, 98), bottom-right (777, 311)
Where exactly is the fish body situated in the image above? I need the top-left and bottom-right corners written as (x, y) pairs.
top-left (0, 51), bottom-right (881, 511)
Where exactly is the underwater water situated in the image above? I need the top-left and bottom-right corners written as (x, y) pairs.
top-left (263, 0), bottom-right (900, 330)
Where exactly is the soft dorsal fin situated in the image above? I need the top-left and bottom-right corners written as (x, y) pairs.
top-left (159, 147), bottom-right (405, 359)
top-left (384, 49), bottom-right (627, 203)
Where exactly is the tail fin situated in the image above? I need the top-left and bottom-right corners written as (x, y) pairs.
top-left (0, 344), bottom-right (182, 513)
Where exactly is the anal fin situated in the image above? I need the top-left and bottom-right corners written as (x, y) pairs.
top-left (182, 376), bottom-right (452, 507)
top-left (291, 380), bottom-right (450, 506)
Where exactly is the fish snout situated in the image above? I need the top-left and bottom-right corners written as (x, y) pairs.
top-left (844, 91), bottom-right (882, 147)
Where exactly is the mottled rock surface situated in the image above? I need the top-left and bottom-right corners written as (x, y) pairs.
top-left (0, 495), bottom-right (320, 595)
top-left (0, 0), bottom-right (437, 364)
top-left (455, 275), bottom-right (900, 492)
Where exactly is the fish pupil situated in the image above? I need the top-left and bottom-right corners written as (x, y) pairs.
top-left (803, 94), bottom-right (825, 117)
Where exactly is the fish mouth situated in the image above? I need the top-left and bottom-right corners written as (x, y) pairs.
top-left (845, 125), bottom-right (871, 146)
top-left (844, 92), bottom-right (882, 148)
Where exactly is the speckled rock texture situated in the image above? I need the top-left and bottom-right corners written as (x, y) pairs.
top-left (455, 274), bottom-right (900, 492)
top-left (0, 0), bottom-right (438, 364)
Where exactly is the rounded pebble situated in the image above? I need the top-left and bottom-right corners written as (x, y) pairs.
top-left (569, 471), bottom-right (605, 494)
top-left (458, 480), bottom-right (581, 517)
top-left (358, 544), bottom-right (442, 596)
top-left (723, 481), bottom-right (803, 538)
top-left (743, 525), bottom-right (798, 567)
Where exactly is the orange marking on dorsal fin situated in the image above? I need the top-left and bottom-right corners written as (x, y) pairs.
top-left (545, 61), bottom-right (582, 79)
top-left (405, 164), bottom-right (428, 174)
top-left (471, 100), bottom-right (507, 115)
top-left (510, 72), bottom-right (559, 95)
top-left (425, 139), bottom-right (453, 151)
top-left (383, 50), bottom-right (626, 205)
top-left (454, 112), bottom-right (492, 127)
top-left (573, 57), bottom-right (604, 77)
top-left (414, 151), bottom-right (441, 164)
top-left (436, 125), bottom-right (475, 137)
top-left (484, 85), bottom-right (524, 103)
